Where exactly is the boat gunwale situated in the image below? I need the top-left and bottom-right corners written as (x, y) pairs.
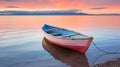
top-left (42, 30), bottom-right (93, 40)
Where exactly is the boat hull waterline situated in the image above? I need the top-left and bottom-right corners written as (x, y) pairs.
top-left (42, 24), bottom-right (93, 53)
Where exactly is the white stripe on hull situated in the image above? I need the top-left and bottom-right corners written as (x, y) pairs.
top-left (43, 32), bottom-right (90, 46)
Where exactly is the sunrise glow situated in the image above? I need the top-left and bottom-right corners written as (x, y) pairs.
top-left (0, 0), bottom-right (120, 14)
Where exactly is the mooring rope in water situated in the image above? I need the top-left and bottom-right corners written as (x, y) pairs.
top-left (92, 40), bottom-right (120, 54)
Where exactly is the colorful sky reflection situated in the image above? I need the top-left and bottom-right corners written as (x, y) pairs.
top-left (0, 0), bottom-right (120, 14)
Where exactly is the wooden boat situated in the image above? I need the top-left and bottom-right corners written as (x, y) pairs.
top-left (42, 24), bottom-right (93, 53)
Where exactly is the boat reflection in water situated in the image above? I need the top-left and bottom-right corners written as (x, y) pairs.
top-left (42, 38), bottom-right (89, 67)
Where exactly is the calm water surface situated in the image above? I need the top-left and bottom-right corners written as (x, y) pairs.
top-left (0, 16), bottom-right (120, 67)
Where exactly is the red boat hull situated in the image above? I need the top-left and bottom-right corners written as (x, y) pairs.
top-left (43, 32), bottom-right (93, 53)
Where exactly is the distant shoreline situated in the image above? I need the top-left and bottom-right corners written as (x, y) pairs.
top-left (0, 10), bottom-right (120, 16)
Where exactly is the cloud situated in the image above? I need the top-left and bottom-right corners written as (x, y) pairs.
top-left (90, 8), bottom-right (105, 10)
top-left (0, 0), bottom-right (120, 10)
top-left (6, 6), bottom-right (19, 8)
top-left (85, 0), bottom-right (120, 6)
top-left (0, 9), bottom-right (89, 15)
top-left (0, 0), bottom-right (18, 2)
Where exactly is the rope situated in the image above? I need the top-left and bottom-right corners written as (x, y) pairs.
top-left (92, 40), bottom-right (120, 54)
top-left (90, 39), bottom-right (120, 66)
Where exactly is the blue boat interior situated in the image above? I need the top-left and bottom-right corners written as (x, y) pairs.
top-left (42, 24), bottom-right (88, 39)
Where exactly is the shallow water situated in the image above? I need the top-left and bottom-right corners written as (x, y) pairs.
top-left (0, 16), bottom-right (120, 67)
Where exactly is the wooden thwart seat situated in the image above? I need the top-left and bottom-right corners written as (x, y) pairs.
top-left (52, 33), bottom-right (62, 36)
top-left (45, 28), bottom-right (62, 36)
top-left (45, 28), bottom-right (57, 33)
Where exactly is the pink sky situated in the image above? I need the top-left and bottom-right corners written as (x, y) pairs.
top-left (0, 0), bottom-right (120, 14)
